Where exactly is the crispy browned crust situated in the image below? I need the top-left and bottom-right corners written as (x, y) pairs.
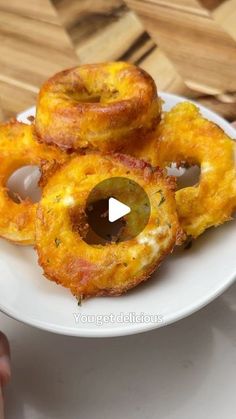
top-left (0, 121), bottom-right (68, 245)
top-left (36, 153), bottom-right (182, 299)
top-left (35, 62), bottom-right (161, 152)
top-left (40, 234), bottom-right (176, 299)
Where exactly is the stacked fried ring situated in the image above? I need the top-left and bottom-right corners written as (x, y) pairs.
top-left (0, 121), bottom-right (67, 245)
top-left (35, 62), bottom-right (161, 152)
top-left (36, 153), bottom-right (181, 298)
top-left (155, 103), bottom-right (236, 238)
top-left (125, 102), bottom-right (236, 238)
top-left (1, 62), bottom-right (235, 300)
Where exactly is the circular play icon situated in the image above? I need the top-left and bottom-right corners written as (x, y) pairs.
top-left (85, 177), bottom-right (150, 243)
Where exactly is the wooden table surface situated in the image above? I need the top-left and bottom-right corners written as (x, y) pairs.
top-left (0, 0), bottom-right (236, 121)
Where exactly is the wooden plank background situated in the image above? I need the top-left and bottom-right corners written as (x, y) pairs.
top-left (0, 0), bottom-right (236, 121)
top-left (0, 0), bottom-right (78, 120)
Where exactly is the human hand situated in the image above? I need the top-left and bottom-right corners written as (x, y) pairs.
top-left (0, 333), bottom-right (11, 419)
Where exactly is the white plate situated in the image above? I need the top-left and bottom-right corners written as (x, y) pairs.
top-left (0, 93), bottom-right (235, 337)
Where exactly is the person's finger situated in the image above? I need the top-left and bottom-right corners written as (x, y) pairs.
top-left (231, 121), bottom-right (236, 129)
top-left (0, 384), bottom-right (4, 419)
top-left (0, 332), bottom-right (11, 386)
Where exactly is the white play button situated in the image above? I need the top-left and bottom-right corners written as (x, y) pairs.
top-left (86, 177), bottom-right (150, 242)
top-left (108, 197), bottom-right (131, 223)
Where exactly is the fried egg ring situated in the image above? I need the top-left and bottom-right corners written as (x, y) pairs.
top-left (152, 102), bottom-right (236, 238)
top-left (0, 121), bottom-right (67, 245)
top-left (35, 62), bottom-right (161, 152)
top-left (36, 153), bottom-right (181, 299)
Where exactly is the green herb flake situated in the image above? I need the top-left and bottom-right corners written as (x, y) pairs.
top-left (55, 237), bottom-right (61, 247)
top-left (152, 189), bottom-right (162, 196)
top-left (158, 195), bottom-right (166, 206)
top-left (153, 189), bottom-right (166, 207)
top-left (77, 295), bottom-right (83, 306)
top-left (54, 195), bottom-right (62, 203)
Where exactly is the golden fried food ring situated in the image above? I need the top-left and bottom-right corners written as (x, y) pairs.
top-left (143, 102), bottom-right (236, 238)
top-left (35, 62), bottom-right (161, 152)
top-left (0, 121), bottom-right (67, 245)
top-left (36, 153), bottom-right (181, 299)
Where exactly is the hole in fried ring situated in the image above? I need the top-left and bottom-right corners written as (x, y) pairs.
top-left (70, 198), bottom-right (126, 246)
top-left (167, 163), bottom-right (201, 190)
top-left (7, 165), bottom-right (41, 203)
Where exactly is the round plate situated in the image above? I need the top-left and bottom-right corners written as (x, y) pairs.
top-left (0, 93), bottom-right (235, 337)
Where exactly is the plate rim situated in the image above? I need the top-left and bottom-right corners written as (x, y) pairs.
top-left (0, 91), bottom-right (235, 338)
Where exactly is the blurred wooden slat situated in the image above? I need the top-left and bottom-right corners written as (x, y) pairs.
top-left (0, 0), bottom-right (61, 23)
top-left (198, 96), bottom-right (236, 120)
top-left (0, 0), bottom-right (78, 118)
top-left (74, 10), bottom-right (147, 63)
top-left (213, 0), bottom-right (236, 41)
top-left (0, 81), bottom-right (37, 120)
top-left (54, 0), bottom-right (153, 63)
top-left (54, 0), bottom-right (236, 119)
top-left (139, 48), bottom-right (191, 95)
top-left (0, 0), bottom-right (236, 121)
top-left (55, 0), bottom-right (125, 43)
top-left (125, 0), bottom-right (236, 93)
top-left (54, 0), bottom-right (189, 92)
top-left (200, 0), bottom-right (225, 10)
